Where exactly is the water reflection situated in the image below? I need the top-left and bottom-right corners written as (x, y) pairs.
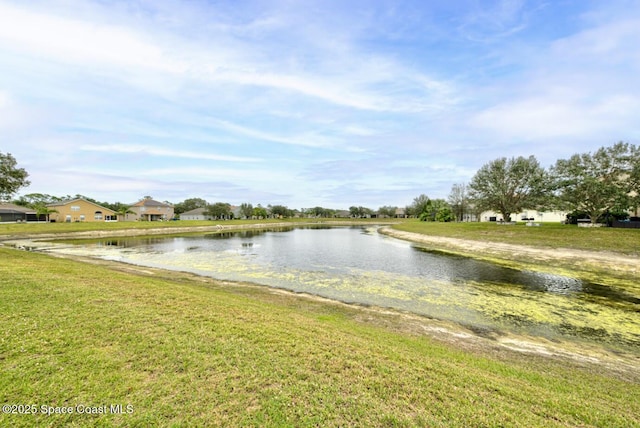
top-left (50, 226), bottom-right (640, 349)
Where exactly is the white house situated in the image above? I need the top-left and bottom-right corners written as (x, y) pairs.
top-left (180, 207), bottom-right (212, 221)
top-left (480, 210), bottom-right (568, 223)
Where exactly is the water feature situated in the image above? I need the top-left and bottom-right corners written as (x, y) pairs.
top-left (44, 225), bottom-right (640, 350)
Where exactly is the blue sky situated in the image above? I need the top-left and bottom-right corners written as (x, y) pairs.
top-left (1, 0), bottom-right (639, 209)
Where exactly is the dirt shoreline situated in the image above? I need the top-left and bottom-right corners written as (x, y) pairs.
top-left (379, 227), bottom-right (639, 277)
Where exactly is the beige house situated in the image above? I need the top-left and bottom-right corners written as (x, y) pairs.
top-left (128, 197), bottom-right (174, 221)
top-left (48, 198), bottom-right (117, 223)
top-left (395, 208), bottom-right (407, 218)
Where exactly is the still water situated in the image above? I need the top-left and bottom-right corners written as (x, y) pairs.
top-left (54, 226), bottom-right (639, 349)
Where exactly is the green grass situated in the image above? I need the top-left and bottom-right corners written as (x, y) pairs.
top-left (393, 220), bottom-right (640, 255)
top-left (1, 247), bottom-right (639, 427)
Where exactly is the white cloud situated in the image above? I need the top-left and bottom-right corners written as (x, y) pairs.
top-left (0, 3), bottom-right (185, 73)
top-left (207, 119), bottom-right (338, 149)
top-left (467, 3), bottom-right (640, 144)
top-left (79, 144), bottom-right (262, 163)
top-left (470, 94), bottom-right (640, 141)
top-left (551, 16), bottom-right (640, 63)
top-left (0, 2), bottom-right (457, 114)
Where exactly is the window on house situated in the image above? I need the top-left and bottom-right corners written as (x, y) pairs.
top-left (79, 215), bottom-right (85, 221)
top-left (71, 206), bottom-right (80, 211)
top-left (95, 211), bottom-right (103, 220)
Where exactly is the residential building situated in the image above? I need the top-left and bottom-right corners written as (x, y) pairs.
top-left (47, 198), bottom-right (117, 223)
top-left (180, 207), bottom-right (211, 221)
top-left (0, 203), bottom-right (34, 223)
top-left (129, 197), bottom-right (174, 221)
top-left (480, 210), bottom-right (568, 223)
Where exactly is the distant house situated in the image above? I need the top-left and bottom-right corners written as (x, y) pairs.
top-left (129, 198), bottom-right (174, 221)
top-left (395, 208), bottom-right (407, 218)
top-left (0, 203), bottom-right (34, 223)
top-left (47, 198), bottom-right (117, 223)
top-left (480, 210), bottom-right (568, 223)
top-left (180, 207), bottom-right (211, 221)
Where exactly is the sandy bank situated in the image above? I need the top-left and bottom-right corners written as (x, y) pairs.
top-left (379, 227), bottom-right (639, 277)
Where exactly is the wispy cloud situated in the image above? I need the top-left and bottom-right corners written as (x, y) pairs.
top-left (79, 144), bottom-right (262, 163)
top-left (0, 2), bottom-right (453, 114)
top-left (0, 2), bottom-right (184, 73)
top-left (1, 1), bottom-right (639, 207)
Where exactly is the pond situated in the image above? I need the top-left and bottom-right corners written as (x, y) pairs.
top-left (46, 225), bottom-right (640, 350)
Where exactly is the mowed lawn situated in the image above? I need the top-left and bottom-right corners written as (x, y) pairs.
top-left (393, 220), bottom-right (640, 255)
top-left (1, 247), bottom-right (639, 427)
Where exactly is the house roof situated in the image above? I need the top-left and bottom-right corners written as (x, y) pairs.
top-left (181, 207), bottom-right (207, 216)
top-left (0, 203), bottom-right (35, 214)
top-left (47, 198), bottom-right (115, 213)
top-left (130, 198), bottom-right (172, 208)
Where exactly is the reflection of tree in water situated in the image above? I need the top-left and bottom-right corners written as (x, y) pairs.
top-left (98, 237), bottom-right (169, 248)
top-left (204, 227), bottom-right (295, 240)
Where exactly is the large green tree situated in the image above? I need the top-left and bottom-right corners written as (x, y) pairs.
top-left (418, 198), bottom-right (453, 222)
top-left (468, 155), bottom-right (549, 222)
top-left (349, 206), bottom-right (373, 218)
top-left (270, 205), bottom-right (293, 218)
top-left (377, 206), bottom-right (397, 218)
top-left (0, 152), bottom-right (30, 201)
top-left (174, 198), bottom-right (208, 215)
top-left (205, 202), bottom-right (232, 219)
top-left (407, 194), bottom-right (431, 218)
top-left (239, 203), bottom-right (254, 219)
top-left (551, 142), bottom-right (633, 223)
top-left (307, 206), bottom-right (335, 218)
top-left (253, 205), bottom-right (268, 219)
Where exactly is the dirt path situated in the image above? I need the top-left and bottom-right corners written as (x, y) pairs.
top-left (379, 227), bottom-right (639, 277)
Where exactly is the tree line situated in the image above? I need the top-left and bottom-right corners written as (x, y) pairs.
top-left (174, 200), bottom-right (399, 220)
top-left (463, 142), bottom-right (638, 224)
top-left (2, 142), bottom-right (638, 224)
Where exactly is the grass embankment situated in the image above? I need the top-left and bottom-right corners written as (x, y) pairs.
top-left (1, 248), bottom-right (639, 427)
top-left (393, 220), bottom-right (640, 255)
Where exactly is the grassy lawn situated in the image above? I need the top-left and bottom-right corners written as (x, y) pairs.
top-left (393, 220), bottom-right (640, 255)
top-left (1, 247), bottom-right (639, 427)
